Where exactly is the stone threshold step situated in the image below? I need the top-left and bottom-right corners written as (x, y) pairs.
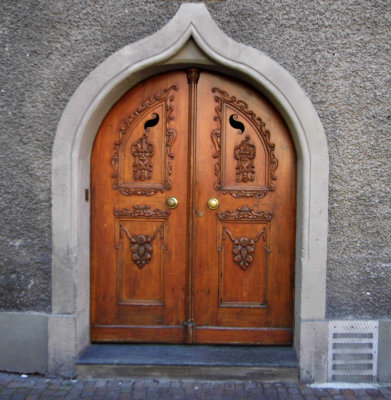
top-left (77, 344), bottom-right (298, 381)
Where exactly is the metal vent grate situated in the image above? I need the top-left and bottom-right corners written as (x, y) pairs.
top-left (328, 320), bottom-right (378, 382)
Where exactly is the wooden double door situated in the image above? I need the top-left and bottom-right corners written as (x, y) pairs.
top-left (91, 69), bottom-right (296, 345)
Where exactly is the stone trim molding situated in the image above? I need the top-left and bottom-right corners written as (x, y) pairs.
top-left (51, 3), bottom-right (329, 380)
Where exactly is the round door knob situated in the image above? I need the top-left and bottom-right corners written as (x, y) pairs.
top-left (166, 197), bottom-right (179, 209)
top-left (207, 197), bottom-right (219, 210)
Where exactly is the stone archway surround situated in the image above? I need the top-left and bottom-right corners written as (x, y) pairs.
top-left (51, 4), bottom-right (329, 382)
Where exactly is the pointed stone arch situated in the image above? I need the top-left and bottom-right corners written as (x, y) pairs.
top-left (51, 3), bottom-right (329, 381)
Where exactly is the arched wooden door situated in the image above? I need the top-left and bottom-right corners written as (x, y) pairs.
top-left (90, 69), bottom-right (296, 345)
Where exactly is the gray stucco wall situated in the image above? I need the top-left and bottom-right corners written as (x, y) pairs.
top-left (0, 0), bottom-right (390, 317)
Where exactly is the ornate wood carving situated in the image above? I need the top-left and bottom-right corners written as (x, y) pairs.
top-left (187, 68), bottom-right (200, 84)
top-left (120, 224), bottom-right (164, 269)
top-left (114, 205), bottom-right (169, 218)
top-left (217, 206), bottom-right (272, 221)
top-left (112, 86), bottom-right (178, 196)
top-left (223, 227), bottom-right (265, 271)
top-left (211, 88), bottom-right (278, 198)
top-left (131, 114), bottom-right (159, 181)
top-left (234, 135), bottom-right (256, 183)
top-left (131, 134), bottom-right (155, 181)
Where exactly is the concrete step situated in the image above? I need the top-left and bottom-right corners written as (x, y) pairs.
top-left (76, 344), bottom-right (299, 381)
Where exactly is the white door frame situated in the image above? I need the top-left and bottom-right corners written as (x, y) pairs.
top-left (51, 3), bottom-right (329, 382)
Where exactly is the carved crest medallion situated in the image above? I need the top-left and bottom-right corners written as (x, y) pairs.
top-left (131, 133), bottom-right (155, 181)
top-left (130, 113), bottom-right (159, 181)
top-left (234, 135), bottom-right (256, 183)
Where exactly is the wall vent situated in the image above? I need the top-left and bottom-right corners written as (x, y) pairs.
top-left (328, 320), bottom-right (378, 382)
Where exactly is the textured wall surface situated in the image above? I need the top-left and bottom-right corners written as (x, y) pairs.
top-left (0, 0), bottom-right (390, 316)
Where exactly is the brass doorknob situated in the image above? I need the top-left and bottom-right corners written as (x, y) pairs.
top-left (207, 198), bottom-right (219, 210)
top-left (166, 197), bottom-right (179, 209)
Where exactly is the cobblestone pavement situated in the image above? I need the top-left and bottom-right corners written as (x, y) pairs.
top-left (0, 373), bottom-right (390, 399)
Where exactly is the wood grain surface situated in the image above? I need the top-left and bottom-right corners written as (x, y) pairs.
top-left (91, 70), bottom-right (296, 344)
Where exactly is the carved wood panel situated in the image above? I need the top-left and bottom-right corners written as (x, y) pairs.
top-left (216, 206), bottom-right (272, 308)
top-left (130, 113), bottom-right (158, 181)
top-left (115, 206), bottom-right (168, 306)
top-left (120, 224), bottom-right (164, 269)
top-left (211, 87), bottom-right (278, 198)
top-left (112, 86), bottom-right (178, 196)
top-left (222, 227), bottom-right (266, 270)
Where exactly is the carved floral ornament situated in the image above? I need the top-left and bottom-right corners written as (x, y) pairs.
top-left (211, 88), bottom-right (278, 198)
top-left (217, 206), bottom-right (272, 271)
top-left (115, 206), bottom-right (168, 269)
top-left (120, 224), bottom-right (164, 270)
top-left (223, 227), bottom-right (266, 271)
top-left (111, 85), bottom-right (178, 196)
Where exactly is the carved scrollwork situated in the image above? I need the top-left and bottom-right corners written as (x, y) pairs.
top-left (217, 206), bottom-right (272, 221)
top-left (227, 189), bottom-right (266, 198)
top-left (120, 224), bottom-right (164, 269)
top-left (211, 87), bottom-right (278, 198)
top-left (112, 85), bottom-right (178, 196)
top-left (114, 205), bottom-right (169, 218)
top-left (223, 227), bottom-right (265, 271)
top-left (115, 186), bottom-right (163, 197)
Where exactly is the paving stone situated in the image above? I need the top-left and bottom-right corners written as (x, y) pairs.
top-left (92, 380), bottom-right (107, 388)
top-left (0, 390), bottom-right (14, 397)
top-left (303, 395), bottom-right (318, 400)
top-left (277, 387), bottom-right (290, 399)
top-left (25, 395), bottom-right (39, 400)
top-left (119, 393), bottom-right (132, 400)
top-left (10, 394), bottom-right (26, 400)
top-left (366, 389), bottom-right (384, 397)
top-left (263, 386), bottom-right (280, 399)
top-left (64, 394), bottom-right (84, 400)
top-left (289, 394), bottom-right (305, 400)
top-left (1, 373), bottom-right (391, 399)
